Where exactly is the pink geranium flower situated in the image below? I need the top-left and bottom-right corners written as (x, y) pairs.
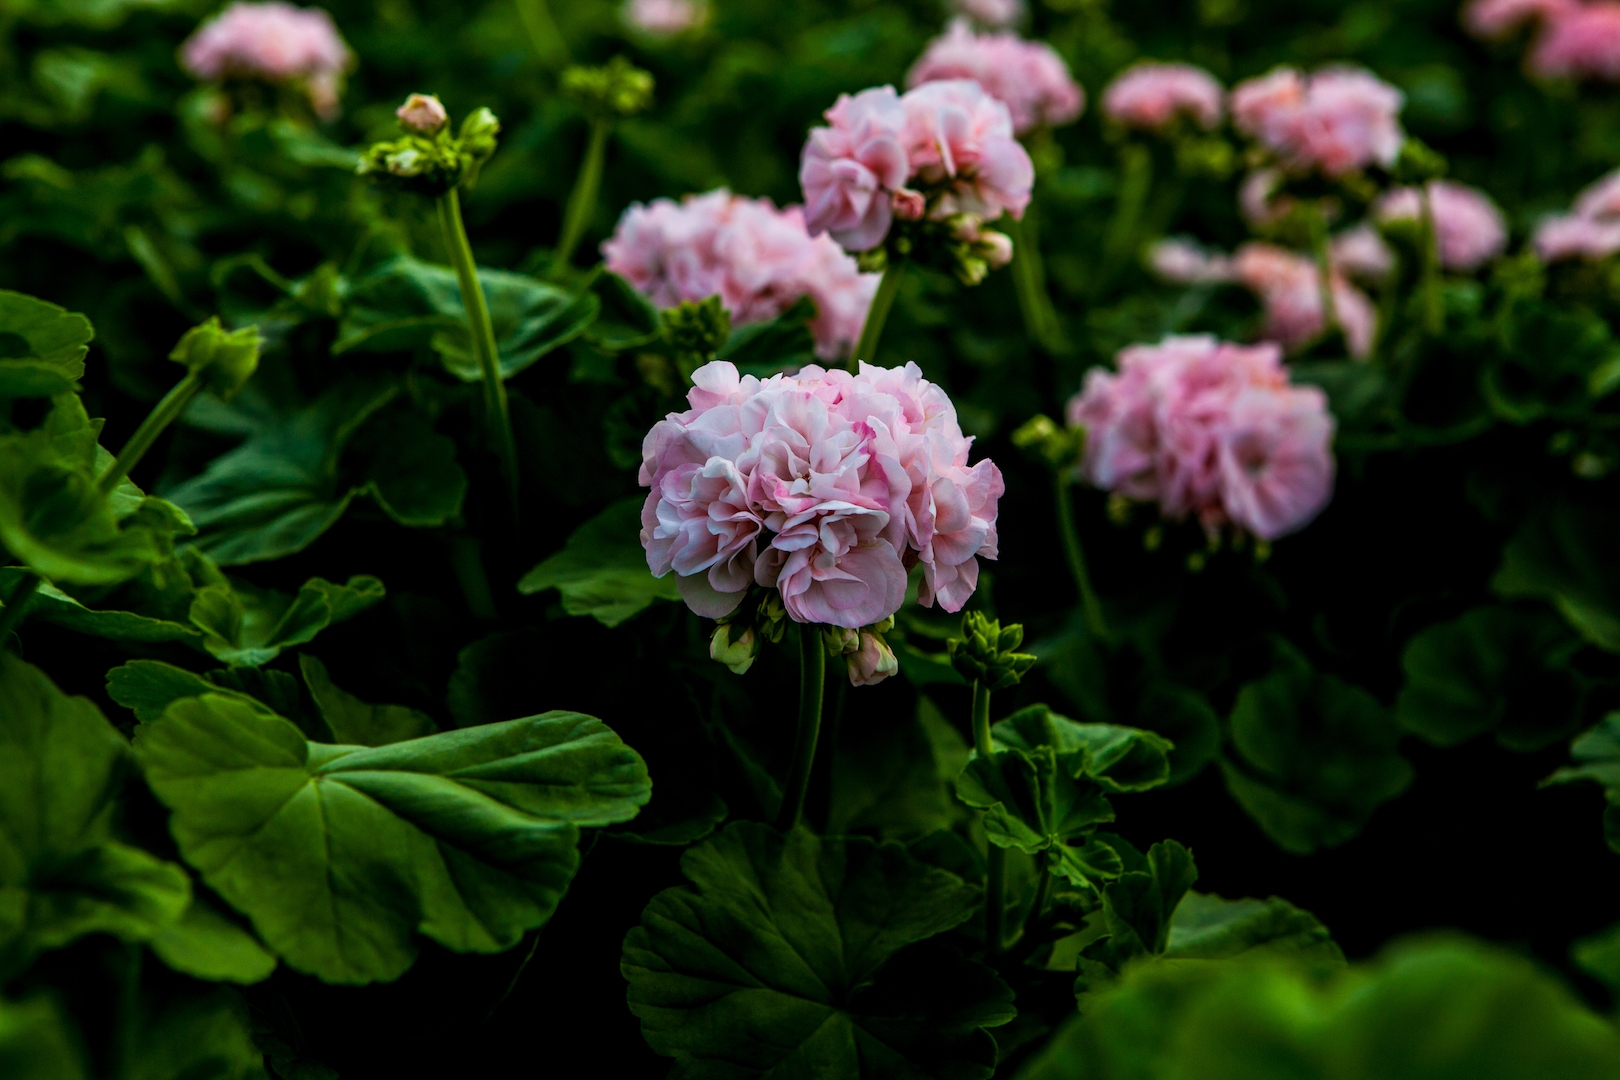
top-left (800, 87), bottom-right (911, 253)
top-left (1066, 335), bottom-right (1335, 540)
top-left (1102, 62), bottom-right (1225, 132)
top-left (1148, 238), bottom-right (1236, 285)
top-left (640, 360), bottom-right (1002, 627)
top-left (907, 19), bottom-right (1084, 136)
top-left (1231, 65), bottom-right (1405, 176)
top-left (1234, 243), bottom-right (1378, 359)
top-left (180, 2), bottom-right (353, 118)
top-left (1463, 0), bottom-right (1575, 37)
top-left (603, 190), bottom-right (879, 360)
top-left (623, 0), bottom-right (706, 35)
top-left (953, 0), bottom-right (1026, 27)
top-left (900, 79), bottom-right (1034, 222)
top-left (1534, 167), bottom-right (1620, 261)
top-left (1375, 181), bottom-right (1508, 272)
top-left (1529, 2), bottom-right (1620, 81)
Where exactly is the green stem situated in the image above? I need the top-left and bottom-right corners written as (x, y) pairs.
top-left (972, 680), bottom-right (994, 757)
top-left (1097, 143), bottom-right (1152, 294)
top-left (439, 189), bottom-right (520, 519)
top-left (448, 531), bottom-right (498, 621)
top-left (552, 120), bottom-right (611, 276)
top-left (0, 572), bottom-right (42, 648)
top-left (1027, 867), bottom-right (1051, 934)
top-left (775, 624), bottom-right (826, 832)
top-left (1419, 185), bottom-right (1444, 335)
top-left (851, 260), bottom-right (904, 370)
top-left (98, 371), bottom-right (204, 495)
top-left (513, 0), bottom-right (570, 67)
top-left (1004, 212), bottom-right (1065, 352)
top-left (1055, 474), bottom-right (1108, 640)
top-left (972, 679), bottom-right (1004, 959)
top-left (1306, 201), bottom-right (1339, 337)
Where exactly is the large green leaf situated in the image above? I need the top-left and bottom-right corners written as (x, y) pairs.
top-left (991, 705), bottom-right (1173, 793)
top-left (299, 654), bottom-right (437, 747)
top-left (622, 822), bottom-right (1014, 1079)
top-left (0, 653), bottom-right (190, 980)
top-left (149, 896), bottom-right (277, 986)
top-left (1165, 892), bottom-right (1344, 966)
top-left (134, 694), bottom-right (650, 984)
top-left (518, 497), bottom-right (680, 627)
top-left (1495, 495), bottom-right (1620, 653)
top-left (1397, 605), bottom-right (1584, 751)
top-left (1222, 645), bottom-right (1413, 854)
top-left (0, 566), bottom-right (200, 644)
top-left (1543, 714), bottom-right (1620, 854)
top-left (828, 695), bottom-right (969, 841)
top-left (957, 747), bottom-right (1122, 888)
top-left (0, 996), bottom-right (88, 1080)
top-left (0, 290), bottom-right (92, 398)
top-left (188, 574), bottom-right (385, 667)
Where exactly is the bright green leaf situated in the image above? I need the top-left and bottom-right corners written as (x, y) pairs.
top-left (0, 996), bottom-right (88, 1080)
top-left (518, 498), bottom-right (680, 627)
top-left (299, 655), bottom-right (436, 747)
top-left (149, 896), bottom-right (277, 986)
top-left (191, 574), bottom-right (385, 667)
top-left (0, 567), bottom-right (200, 644)
top-left (0, 290), bottom-right (92, 398)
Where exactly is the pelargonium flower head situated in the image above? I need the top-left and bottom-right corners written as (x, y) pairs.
top-left (1234, 243), bottom-right (1377, 359)
top-left (1330, 224), bottom-right (1396, 283)
top-left (1067, 334), bottom-right (1335, 540)
top-left (800, 86), bottom-right (911, 253)
top-left (907, 20), bottom-right (1085, 136)
top-left (602, 189), bottom-right (878, 360)
top-left (900, 79), bottom-right (1034, 221)
top-left (1375, 181), bottom-right (1508, 272)
top-left (1529, 2), bottom-right (1620, 81)
top-left (952, 0), bottom-right (1026, 27)
top-left (1463, 0), bottom-right (1575, 37)
top-left (1102, 61), bottom-right (1225, 132)
top-left (1532, 167), bottom-right (1620, 262)
top-left (1148, 238), bottom-right (1236, 285)
top-left (623, 0), bottom-right (707, 35)
top-left (180, 2), bottom-right (353, 118)
top-left (1231, 65), bottom-right (1405, 176)
top-left (641, 360), bottom-right (1001, 628)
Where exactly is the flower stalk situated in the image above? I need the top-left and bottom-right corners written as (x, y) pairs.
top-left (1097, 143), bottom-right (1152, 293)
top-left (852, 259), bottom-right (904, 370)
top-left (1055, 474), bottom-right (1108, 641)
top-left (513, 0), bottom-right (570, 68)
top-left (775, 623), bottom-right (827, 832)
top-left (1306, 200), bottom-right (1340, 337)
top-left (1003, 212), bottom-right (1065, 352)
top-left (552, 119), bottom-right (611, 275)
top-left (971, 679), bottom-right (1005, 958)
top-left (1418, 185), bottom-right (1445, 335)
top-left (98, 372), bottom-right (204, 495)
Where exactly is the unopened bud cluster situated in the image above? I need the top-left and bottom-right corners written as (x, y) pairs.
top-left (708, 590), bottom-right (788, 675)
top-left (1012, 413), bottom-right (1086, 472)
top-left (822, 616), bottom-right (899, 687)
top-left (563, 56), bottom-right (655, 121)
top-left (662, 296), bottom-right (730, 379)
top-left (357, 96), bottom-right (501, 196)
top-left (948, 611), bottom-right (1036, 691)
top-left (170, 318), bottom-right (263, 400)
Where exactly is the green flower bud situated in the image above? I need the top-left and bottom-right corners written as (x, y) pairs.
top-left (1013, 414), bottom-right (1087, 472)
top-left (1394, 138), bottom-right (1447, 184)
top-left (169, 318), bottom-right (262, 401)
top-left (562, 56), bottom-right (655, 121)
top-left (710, 622), bottom-right (758, 675)
top-left (356, 104), bottom-right (501, 196)
top-left (822, 626), bottom-right (860, 657)
top-left (948, 610), bottom-right (1037, 691)
top-left (663, 296), bottom-right (731, 379)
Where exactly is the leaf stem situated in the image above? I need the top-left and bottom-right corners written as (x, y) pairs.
top-left (1419, 184), bottom-right (1445, 335)
top-left (0, 572), bottom-right (42, 648)
top-left (971, 679), bottom-right (993, 757)
top-left (1306, 200), bottom-right (1340, 337)
top-left (439, 189), bottom-right (521, 519)
top-left (775, 624), bottom-right (826, 832)
top-left (552, 119), bottom-right (611, 276)
top-left (1003, 212), bottom-right (1065, 352)
top-left (98, 370), bottom-right (204, 495)
top-left (1054, 474), bottom-right (1108, 640)
top-left (972, 679), bottom-right (1005, 960)
top-left (513, 0), bottom-right (570, 67)
top-left (851, 259), bottom-right (904, 370)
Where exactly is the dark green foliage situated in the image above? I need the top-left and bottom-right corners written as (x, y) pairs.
top-left (517, 497), bottom-right (680, 626)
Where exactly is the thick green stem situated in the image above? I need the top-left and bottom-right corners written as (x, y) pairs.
top-left (1306, 201), bottom-right (1340, 338)
top-left (552, 120), bottom-right (611, 276)
top-left (775, 625), bottom-right (826, 832)
top-left (1004, 212), bottom-right (1065, 352)
top-left (852, 260), bottom-right (904, 370)
top-left (98, 371), bottom-right (204, 495)
top-left (0, 572), bottom-right (42, 647)
top-left (440, 189), bottom-right (521, 518)
top-left (971, 680), bottom-right (1005, 959)
top-left (1097, 143), bottom-right (1152, 294)
top-left (972, 680), bottom-right (994, 758)
top-left (513, 0), bottom-right (570, 67)
top-left (1055, 474), bottom-right (1108, 641)
top-left (1419, 185), bottom-right (1445, 335)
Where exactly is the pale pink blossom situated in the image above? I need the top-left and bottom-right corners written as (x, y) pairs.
top-left (1102, 62), bottom-right (1224, 132)
top-left (1463, 0), bottom-right (1575, 37)
top-left (800, 87), bottom-right (911, 253)
top-left (1330, 224), bottom-right (1396, 282)
top-left (952, 0), bottom-right (1026, 27)
top-left (907, 20), bottom-right (1085, 135)
top-left (1375, 181), bottom-right (1508, 272)
top-left (1573, 168), bottom-right (1620, 218)
top-left (640, 361), bottom-right (1001, 627)
top-left (603, 190), bottom-right (879, 360)
top-left (180, 2), bottom-right (353, 118)
top-left (1148, 238), bottom-right (1235, 285)
top-left (1231, 65), bottom-right (1405, 176)
top-left (1066, 335), bottom-right (1335, 539)
top-left (1529, 2), bottom-right (1620, 81)
top-left (623, 0), bottom-right (706, 35)
top-left (849, 631), bottom-right (900, 686)
top-left (396, 93), bottom-right (447, 134)
top-left (1532, 167), bottom-right (1620, 262)
top-left (1234, 242), bottom-right (1377, 359)
top-left (900, 79), bottom-right (1034, 221)
top-left (1239, 168), bottom-right (1295, 227)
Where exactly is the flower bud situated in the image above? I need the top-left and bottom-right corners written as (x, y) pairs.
top-left (848, 631), bottom-right (899, 686)
top-left (710, 622), bottom-right (758, 675)
top-left (948, 610), bottom-right (1036, 690)
top-left (396, 93), bottom-right (449, 135)
top-left (563, 56), bottom-right (656, 121)
top-left (822, 626), bottom-right (860, 657)
top-left (892, 188), bottom-right (926, 221)
top-left (169, 318), bottom-right (262, 401)
top-left (979, 229), bottom-right (1014, 269)
top-left (1013, 413), bottom-right (1086, 471)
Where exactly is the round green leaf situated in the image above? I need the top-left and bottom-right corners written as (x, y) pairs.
top-left (0, 289), bottom-right (91, 399)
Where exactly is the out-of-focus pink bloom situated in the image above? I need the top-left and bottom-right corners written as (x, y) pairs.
top-left (1239, 168), bottom-right (1295, 227)
top-left (180, 2), bottom-right (353, 118)
top-left (1148, 237), bottom-right (1236, 284)
top-left (1231, 65), bottom-right (1405, 176)
top-left (952, 0), bottom-right (1026, 28)
top-left (1066, 335), bottom-right (1335, 539)
top-left (1533, 166), bottom-right (1620, 262)
top-left (640, 360), bottom-right (1001, 626)
top-left (623, 0), bottom-right (707, 35)
top-left (1573, 168), bottom-right (1620, 218)
top-left (848, 631), bottom-right (900, 686)
top-left (1529, 2), bottom-right (1620, 81)
top-left (907, 19), bottom-right (1084, 136)
top-left (1330, 224), bottom-right (1396, 282)
top-left (801, 87), bottom-right (912, 253)
top-left (901, 79), bottom-right (1034, 221)
top-left (1102, 61), bottom-right (1224, 132)
top-left (396, 93), bottom-right (448, 134)
top-left (1463, 0), bottom-right (1575, 37)
top-left (1234, 242), bottom-right (1377, 359)
top-left (1375, 181), bottom-right (1508, 272)
top-left (603, 190), bottom-right (879, 361)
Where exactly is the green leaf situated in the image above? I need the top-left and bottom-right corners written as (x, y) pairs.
top-left (1495, 495), bottom-right (1620, 653)
top-left (828, 696), bottom-right (964, 841)
top-left (992, 705), bottom-right (1173, 793)
top-left (0, 996), bottom-right (88, 1080)
top-left (1095, 840), bottom-right (1198, 959)
top-left (1543, 714), bottom-right (1620, 854)
top-left (126, 990), bottom-right (269, 1080)
top-left (299, 655), bottom-right (437, 747)
top-left (0, 567), bottom-right (200, 644)
top-left (1397, 605), bottom-right (1584, 751)
top-left (346, 410), bottom-right (467, 528)
top-left (518, 498), bottom-right (679, 627)
top-left (717, 295), bottom-right (818, 375)
top-left (0, 290), bottom-right (92, 398)
top-left (622, 822), bottom-right (1014, 1079)
top-left (0, 653), bottom-right (190, 980)
top-left (1222, 644), bottom-right (1413, 854)
top-left (583, 271), bottom-right (662, 351)
top-left (108, 660), bottom-right (266, 725)
top-left (149, 896), bottom-right (277, 985)
top-left (956, 747), bottom-right (1119, 886)
top-left (135, 695), bottom-right (650, 984)
top-left (1574, 920), bottom-right (1620, 998)
top-left (1166, 891), bottom-right (1345, 967)
top-left (1136, 681), bottom-right (1221, 786)
top-left (190, 575), bottom-right (385, 667)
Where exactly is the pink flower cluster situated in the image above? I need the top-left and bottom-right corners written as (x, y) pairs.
top-left (800, 82), bottom-right (1034, 253)
top-left (623, 0), bottom-right (706, 35)
top-left (602, 190), bottom-right (879, 361)
top-left (1102, 62), bottom-right (1225, 132)
top-left (952, 0), bottom-right (1026, 28)
top-left (1528, 2), bottom-right (1620, 81)
top-left (1464, 0), bottom-right (1574, 37)
top-left (640, 360), bottom-right (1003, 628)
top-left (1375, 181), bottom-right (1508, 272)
top-left (1067, 336), bottom-right (1336, 541)
top-left (907, 20), bottom-right (1085, 136)
top-left (180, 2), bottom-right (352, 118)
top-left (1230, 66), bottom-right (1406, 176)
top-left (1534, 168), bottom-right (1620, 261)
